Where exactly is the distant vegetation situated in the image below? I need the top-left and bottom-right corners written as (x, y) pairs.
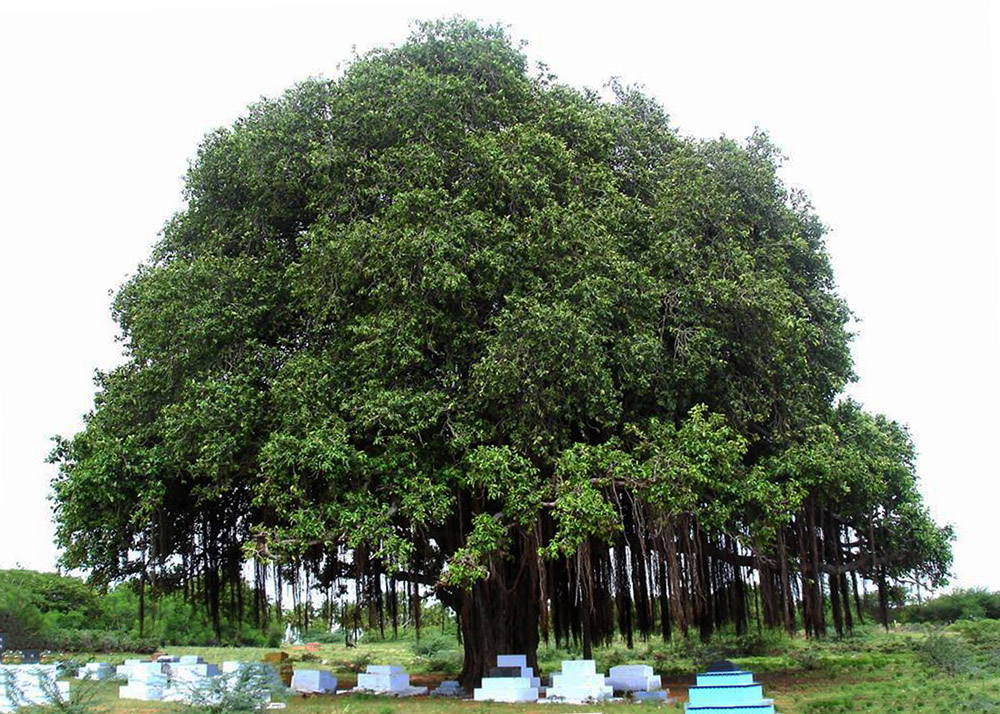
top-left (900, 588), bottom-right (1000, 624)
top-left (3, 568), bottom-right (998, 657)
top-left (0, 570), bottom-right (282, 651)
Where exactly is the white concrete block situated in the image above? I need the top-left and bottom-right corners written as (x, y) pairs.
top-left (356, 672), bottom-right (410, 691)
top-left (547, 660), bottom-right (613, 703)
top-left (633, 689), bottom-right (670, 702)
top-left (560, 659), bottom-right (598, 676)
top-left (291, 669), bottom-right (337, 694)
top-left (480, 676), bottom-right (534, 691)
top-left (128, 662), bottom-right (168, 683)
top-left (607, 664), bottom-right (662, 692)
top-left (496, 654), bottom-right (527, 669)
top-left (170, 663), bottom-right (221, 681)
top-left (119, 682), bottom-right (165, 701)
top-left (76, 663), bottom-right (114, 680)
top-left (474, 684), bottom-right (538, 702)
top-left (366, 665), bottom-right (403, 675)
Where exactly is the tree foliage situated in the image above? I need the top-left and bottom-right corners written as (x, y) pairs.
top-left (50, 18), bottom-right (952, 683)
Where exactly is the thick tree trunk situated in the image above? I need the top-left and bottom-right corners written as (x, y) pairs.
top-left (457, 551), bottom-right (541, 688)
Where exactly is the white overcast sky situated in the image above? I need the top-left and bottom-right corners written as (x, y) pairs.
top-left (1, 0), bottom-right (997, 591)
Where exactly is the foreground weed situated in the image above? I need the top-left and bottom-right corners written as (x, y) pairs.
top-left (1, 664), bottom-right (108, 714)
top-left (967, 694), bottom-right (1000, 712)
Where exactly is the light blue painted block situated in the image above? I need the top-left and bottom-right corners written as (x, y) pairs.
top-left (696, 671), bottom-right (754, 686)
top-left (688, 683), bottom-right (764, 707)
top-left (685, 703), bottom-right (775, 714)
top-left (685, 667), bottom-right (779, 714)
top-left (291, 669), bottom-right (337, 693)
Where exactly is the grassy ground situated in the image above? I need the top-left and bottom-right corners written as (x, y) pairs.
top-left (42, 625), bottom-right (1000, 713)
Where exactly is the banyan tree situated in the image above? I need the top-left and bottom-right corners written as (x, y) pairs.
top-left (51, 19), bottom-right (953, 685)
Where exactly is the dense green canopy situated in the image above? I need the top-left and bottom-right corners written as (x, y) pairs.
top-left (51, 19), bottom-right (952, 683)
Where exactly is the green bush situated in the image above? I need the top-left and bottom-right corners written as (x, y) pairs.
top-left (266, 623), bottom-right (284, 648)
top-left (174, 664), bottom-right (287, 713)
top-left (966, 695), bottom-right (1000, 713)
top-left (423, 649), bottom-right (463, 675)
top-left (789, 646), bottom-right (823, 671)
top-left (732, 630), bottom-right (786, 657)
top-left (409, 632), bottom-right (460, 657)
top-left (45, 629), bottom-right (158, 654)
top-left (301, 628), bottom-right (342, 644)
top-left (0, 570), bottom-right (103, 630)
top-left (0, 588), bottom-right (45, 649)
top-left (664, 628), bottom-right (786, 662)
top-left (902, 588), bottom-right (1000, 624)
top-left (982, 649), bottom-right (1000, 674)
top-left (951, 619), bottom-right (1000, 647)
top-left (596, 647), bottom-right (630, 671)
top-left (914, 629), bottom-right (978, 676)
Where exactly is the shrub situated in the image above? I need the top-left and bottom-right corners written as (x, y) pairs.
top-left (982, 649), bottom-right (1000, 674)
top-left (409, 632), bottom-right (460, 657)
top-left (338, 652), bottom-right (374, 673)
top-left (951, 619), bottom-right (1000, 647)
top-left (0, 569), bottom-right (278, 651)
top-left (901, 588), bottom-right (1000, 624)
top-left (914, 629), bottom-right (978, 676)
top-left (43, 629), bottom-right (158, 654)
top-left (732, 630), bottom-right (785, 657)
top-left (789, 646), bottom-right (823, 671)
top-left (1, 662), bottom-right (108, 714)
top-left (266, 623), bottom-right (284, 648)
top-left (966, 695), bottom-right (1000, 713)
top-left (596, 648), bottom-right (629, 671)
top-left (301, 629), bottom-right (341, 644)
top-left (174, 664), bottom-right (287, 713)
top-left (423, 650), bottom-right (463, 675)
top-left (0, 584), bottom-right (45, 649)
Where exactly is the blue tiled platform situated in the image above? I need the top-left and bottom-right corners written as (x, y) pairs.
top-left (685, 664), bottom-right (778, 714)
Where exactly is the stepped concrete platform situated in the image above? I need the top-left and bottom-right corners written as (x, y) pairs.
top-left (474, 676), bottom-right (539, 703)
top-left (607, 663), bottom-right (665, 694)
top-left (685, 666), bottom-right (778, 714)
top-left (546, 660), bottom-right (613, 703)
top-left (474, 655), bottom-right (539, 703)
top-left (352, 665), bottom-right (426, 696)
